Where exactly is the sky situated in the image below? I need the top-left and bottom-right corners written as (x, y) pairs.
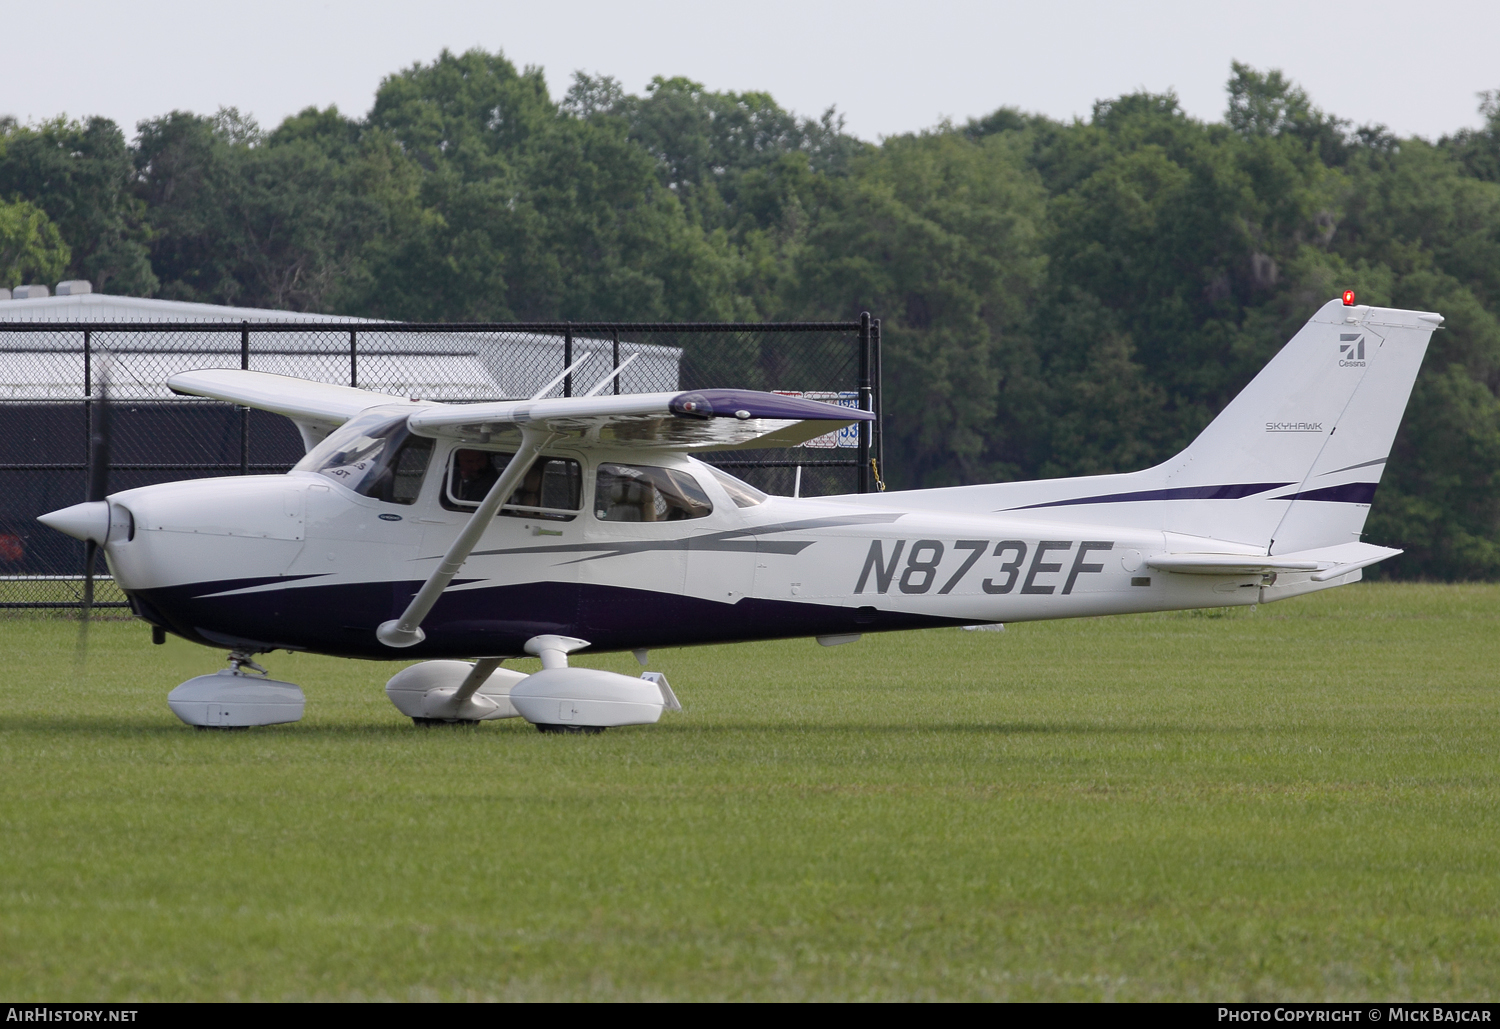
top-left (3, 0), bottom-right (1497, 143)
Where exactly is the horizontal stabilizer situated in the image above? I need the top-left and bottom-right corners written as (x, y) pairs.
top-left (1147, 542), bottom-right (1400, 577)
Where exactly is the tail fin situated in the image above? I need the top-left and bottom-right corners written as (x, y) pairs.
top-left (852, 298), bottom-right (1434, 555)
top-left (1156, 298), bottom-right (1440, 551)
top-left (855, 297), bottom-right (1439, 553)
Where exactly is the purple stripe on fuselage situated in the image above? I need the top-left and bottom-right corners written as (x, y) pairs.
top-left (126, 578), bottom-right (965, 660)
top-left (1005, 482), bottom-right (1293, 511)
top-left (1279, 482), bottom-right (1378, 504)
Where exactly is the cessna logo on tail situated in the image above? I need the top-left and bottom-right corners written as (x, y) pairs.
top-left (1339, 333), bottom-right (1366, 367)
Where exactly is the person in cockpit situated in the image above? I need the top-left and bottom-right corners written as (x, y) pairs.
top-left (452, 449), bottom-right (499, 502)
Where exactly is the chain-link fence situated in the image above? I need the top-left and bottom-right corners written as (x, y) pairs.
top-left (0, 317), bottom-right (883, 610)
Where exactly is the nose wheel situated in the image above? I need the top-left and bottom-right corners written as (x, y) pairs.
top-left (167, 648), bottom-right (305, 728)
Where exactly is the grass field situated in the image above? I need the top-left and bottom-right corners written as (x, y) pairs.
top-left (1, 582), bottom-right (1498, 1001)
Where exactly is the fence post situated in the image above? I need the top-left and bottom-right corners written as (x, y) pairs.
top-left (240, 322), bottom-right (250, 476)
top-left (564, 323), bottom-right (573, 398)
top-left (83, 326), bottom-right (92, 461)
top-left (858, 312), bottom-right (872, 493)
top-left (612, 329), bottom-right (620, 395)
top-left (872, 317), bottom-right (883, 488)
top-left (349, 328), bottom-right (358, 388)
top-left (82, 329), bottom-right (92, 586)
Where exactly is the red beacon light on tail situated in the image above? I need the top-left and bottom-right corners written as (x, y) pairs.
top-left (1342, 289), bottom-right (1356, 306)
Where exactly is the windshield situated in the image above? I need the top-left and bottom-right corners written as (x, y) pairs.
top-left (293, 409), bottom-right (434, 504)
top-left (703, 463), bottom-right (767, 508)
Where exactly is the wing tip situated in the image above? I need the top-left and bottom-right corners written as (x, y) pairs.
top-left (669, 388), bottom-right (874, 422)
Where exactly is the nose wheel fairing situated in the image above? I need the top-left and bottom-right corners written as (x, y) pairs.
top-left (167, 663), bottom-right (305, 728)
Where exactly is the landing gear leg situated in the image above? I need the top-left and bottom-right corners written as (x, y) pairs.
top-left (384, 658), bottom-right (529, 725)
top-left (228, 648), bottom-right (269, 676)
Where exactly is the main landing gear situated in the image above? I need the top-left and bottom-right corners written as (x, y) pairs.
top-left (385, 635), bottom-right (682, 733)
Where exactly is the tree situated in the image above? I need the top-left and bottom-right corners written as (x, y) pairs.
top-left (367, 48), bottom-right (554, 179)
top-left (0, 116), bottom-right (155, 294)
top-left (136, 107), bottom-right (413, 312)
top-left (1442, 89), bottom-right (1500, 183)
top-left (0, 197), bottom-right (70, 287)
top-left (785, 129), bottom-right (1046, 487)
top-left (355, 51), bottom-right (744, 322)
top-left (1225, 60), bottom-right (1349, 165)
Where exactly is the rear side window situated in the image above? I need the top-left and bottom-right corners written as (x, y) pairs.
top-left (595, 463), bottom-right (713, 522)
top-left (445, 449), bottom-right (581, 521)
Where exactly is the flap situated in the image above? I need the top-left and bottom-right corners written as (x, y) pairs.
top-left (1147, 542), bottom-right (1401, 577)
top-left (167, 369), bottom-right (421, 425)
top-left (406, 388), bottom-right (872, 452)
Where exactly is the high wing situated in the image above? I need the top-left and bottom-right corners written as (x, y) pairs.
top-left (168, 369), bottom-right (423, 450)
top-left (169, 369), bottom-right (874, 454)
top-left (404, 388), bottom-right (872, 451)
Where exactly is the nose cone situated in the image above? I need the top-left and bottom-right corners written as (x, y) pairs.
top-left (38, 501), bottom-right (111, 543)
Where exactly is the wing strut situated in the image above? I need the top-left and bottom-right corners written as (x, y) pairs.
top-left (377, 426), bottom-right (557, 648)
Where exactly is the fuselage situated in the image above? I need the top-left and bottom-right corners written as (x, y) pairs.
top-left (102, 438), bottom-right (1273, 660)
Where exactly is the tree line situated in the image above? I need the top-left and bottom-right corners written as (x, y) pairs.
top-left (2, 50), bottom-right (1499, 579)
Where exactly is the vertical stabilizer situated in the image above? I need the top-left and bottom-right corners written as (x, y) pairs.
top-left (815, 297), bottom-right (1439, 554)
top-left (1157, 299), bottom-right (1439, 549)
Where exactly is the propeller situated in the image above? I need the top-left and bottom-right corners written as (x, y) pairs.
top-left (76, 360), bottom-right (112, 667)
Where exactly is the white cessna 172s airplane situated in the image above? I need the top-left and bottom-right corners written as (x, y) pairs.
top-left (38, 293), bottom-right (1441, 731)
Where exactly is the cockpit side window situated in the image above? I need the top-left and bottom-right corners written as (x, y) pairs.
top-left (594, 463), bottom-right (713, 522)
top-left (293, 411), bottom-right (434, 505)
top-left (379, 436), bottom-right (435, 505)
top-left (443, 449), bottom-right (582, 520)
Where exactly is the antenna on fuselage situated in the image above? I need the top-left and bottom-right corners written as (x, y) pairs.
top-left (529, 352), bottom-right (595, 401)
top-left (582, 353), bottom-right (639, 397)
